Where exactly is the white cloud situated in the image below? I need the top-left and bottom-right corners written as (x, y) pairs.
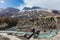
top-left (18, 0), bottom-right (60, 10)
top-left (0, 0), bottom-right (4, 4)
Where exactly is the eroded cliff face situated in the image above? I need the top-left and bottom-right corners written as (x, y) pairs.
top-left (0, 17), bottom-right (19, 30)
top-left (0, 9), bottom-right (60, 32)
top-left (0, 16), bottom-right (58, 32)
top-left (16, 17), bottom-right (57, 32)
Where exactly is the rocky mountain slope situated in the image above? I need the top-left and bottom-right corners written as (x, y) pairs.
top-left (0, 7), bottom-right (20, 17)
top-left (0, 6), bottom-right (60, 32)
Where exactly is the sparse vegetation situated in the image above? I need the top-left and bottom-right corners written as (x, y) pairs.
top-left (0, 8), bottom-right (59, 32)
top-left (0, 17), bottom-right (19, 30)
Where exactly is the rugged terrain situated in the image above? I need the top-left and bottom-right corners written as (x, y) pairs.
top-left (0, 6), bottom-right (60, 31)
top-left (0, 6), bottom-right (60, 40)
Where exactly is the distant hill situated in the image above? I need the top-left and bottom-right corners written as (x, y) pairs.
top-left (0, 8), bottom-right (4, 12)
top-left (0, 7), bottom-right (20, 17)
top-left (0, 6), bottom-right (60, 18)
top-left (31, 6), bottom-right (41, 9)
top-left (23, 6), bottom-right (48, 10)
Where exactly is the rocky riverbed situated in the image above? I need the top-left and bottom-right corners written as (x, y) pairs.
top-left (0, 31), bottom-right (60, 40)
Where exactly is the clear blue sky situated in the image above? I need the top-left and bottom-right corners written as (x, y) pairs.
top-left (0, 0), bottom-right (24, 8)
